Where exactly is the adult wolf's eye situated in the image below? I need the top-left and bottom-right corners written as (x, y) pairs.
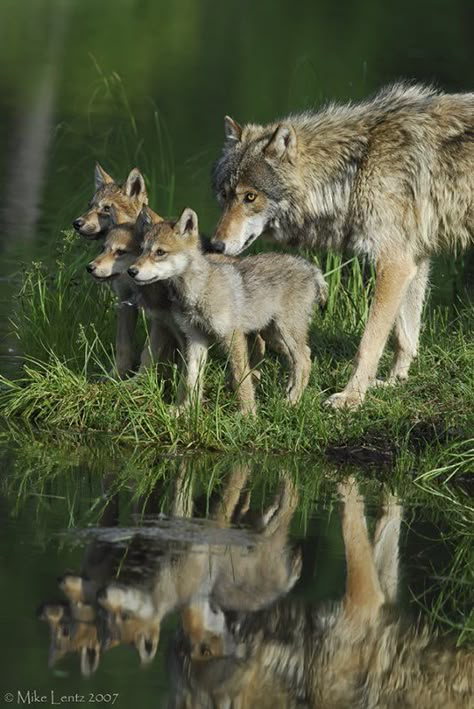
top-left (244, 192), bottom-right (257, 203)
top-left (115, 249), bottom-right (127, 257)
top-left (155, 249), bottom-right (166, 257)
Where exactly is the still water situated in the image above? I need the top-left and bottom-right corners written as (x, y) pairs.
top-left (1, 448), bottom-right (472, 707)
top-left (0, 0), bottom-right (473, 706)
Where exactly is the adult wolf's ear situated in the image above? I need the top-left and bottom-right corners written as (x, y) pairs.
top-left (124, 168), bottom-right (148, 203)
top-left (264, 124), bottom-right (297, 164)
top-left (177, 207), bottom-right (198, 237)
top-left (95, 163), bottom-right (114, 191)
top-left (224, 116), bottom-right (242, 143)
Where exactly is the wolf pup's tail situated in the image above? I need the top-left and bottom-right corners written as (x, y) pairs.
top-left (312, 265), bottom-right (328, 307)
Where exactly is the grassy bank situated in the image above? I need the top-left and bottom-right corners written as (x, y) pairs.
top-left (1, 233), bottom-right (473, 463)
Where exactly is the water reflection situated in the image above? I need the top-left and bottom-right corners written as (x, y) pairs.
top-left (39, 464), bottom-right (300, 677)
top-left (37, 467), bottom-right (473, 707)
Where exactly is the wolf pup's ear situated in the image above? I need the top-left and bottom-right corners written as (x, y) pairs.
top-left (124, 168), bottom-right (148, 203)
top-left (80, 645), bottom-right (100, 677)
top-left (136, 630), bottom-right (159, 665)
top-left (224, 116), bottom-right (242, 143)
top-left (177, 208), bottom-right (198, 237)
top-left (264, 124), bottom-right (297, 163)
top-left (95, 163), bottom-right (114, 190)
top-left (135, 206), bottom-right (153, 238)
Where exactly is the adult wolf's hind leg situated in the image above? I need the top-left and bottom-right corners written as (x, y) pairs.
top-left (326, 255), bottom-right (418, 409)
top-left (373, 494), bottom-right (402, 604)
top-left (389, 258), bottom-right (429, 382)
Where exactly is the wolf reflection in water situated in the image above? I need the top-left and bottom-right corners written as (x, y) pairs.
top-left (38, 468), bottom-right (473, 708)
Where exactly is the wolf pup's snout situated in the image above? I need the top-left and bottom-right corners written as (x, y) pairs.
top-left (128, 266), bottom-right (139, 278)
top-left (210, 240), bottom-right (226, 254)
top-left (73, 218), bottom-right (85, 231)
top-left (86, 263), bottom-right (96, 274)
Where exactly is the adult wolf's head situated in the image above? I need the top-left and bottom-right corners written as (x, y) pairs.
top-left (73, 164), bottom-right (148, 239)
top-left (212, 117), bottom-right (297, 255)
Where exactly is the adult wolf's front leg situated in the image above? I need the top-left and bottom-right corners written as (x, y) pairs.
top-left (114, 305), bottom-right (138, 377)
top-left (326, 255), bottom-right (418, 409)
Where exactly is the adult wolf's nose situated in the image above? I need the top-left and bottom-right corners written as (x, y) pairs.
top-left (211, 240), bottom-right (226, 254)
top-left (73, 218), bottom-right (85, 231)
top-left (128, 266), bottom-right (138, 278)
top-left (86, 263), bottom-right (96, 273)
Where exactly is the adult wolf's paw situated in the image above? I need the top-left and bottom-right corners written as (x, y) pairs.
top-left (324, 389), bottom-right (364, 410)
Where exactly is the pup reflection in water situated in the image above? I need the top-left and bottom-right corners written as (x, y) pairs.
top-left (38, 464), bottom-right (301, 676)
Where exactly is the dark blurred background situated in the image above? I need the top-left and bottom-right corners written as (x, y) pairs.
top-left (0, 0), bottom-right (472, 247)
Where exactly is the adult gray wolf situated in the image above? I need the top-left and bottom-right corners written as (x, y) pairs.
top-left (212, 83), bottom-right (474, 408)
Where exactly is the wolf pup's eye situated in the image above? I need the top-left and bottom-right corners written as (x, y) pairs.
top-left (155, 249), bottom-right (166, 257)
top-left (244, 192), bottom-right (257, 203)
top-left (115, 249), bottom-right (127, 257)
top-left (102, 205), bottom-right (111, 213)
top-left (220, 189), bottom-right (226, 200)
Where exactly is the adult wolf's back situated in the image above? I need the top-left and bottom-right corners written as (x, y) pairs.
top-left (212, 83), bottom-right (474, 407)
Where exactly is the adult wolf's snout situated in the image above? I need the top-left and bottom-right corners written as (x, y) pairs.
top-left (128, 266), bottom-right (139, 278)
top-left (86, 262), bottom-right (96, 274)
top-left (73, 218), bottom-right (85, 231)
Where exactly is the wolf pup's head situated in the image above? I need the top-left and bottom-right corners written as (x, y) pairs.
top-left (128, 207), bottom-right (200, 285)
top-left (97, 583), bottom-right (160, 665)
top-left (73, 164), bottom-right (148, 239)
top-left (86, 206), bottom-right (163, 281)
top-left (38, 601), bottom-right (102, 676)
top-left (211, 117), bottom-right (296, 255)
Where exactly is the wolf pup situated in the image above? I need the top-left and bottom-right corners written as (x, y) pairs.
top-left (76, 164), bottom-right (154, 377)
top-left (212, 83), bottom-right (474, 408)
top-left (73, 163), bottom-right (148, 239)
top-left (128, 208), bottom-right (327, 414)
top-left (87, 207), bottom-right (182, 374)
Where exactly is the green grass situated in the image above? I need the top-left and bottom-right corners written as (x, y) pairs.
top-left (1, 232), bottom-right (473, 468)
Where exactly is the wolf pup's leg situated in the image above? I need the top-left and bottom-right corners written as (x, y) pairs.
top-left (224, 330), bottom-right (257, 415)
top-left (115, 305), bottom-right (138, 377)
top-left (389, 258), bottom-right (430, 383)
top-left (138, 318), bottom-right (181, 375)
top-left (272, 323), bottom-right (311, 404)
top-left (177, 330), bottom-right (209, 410)
top-left (326, 255), bottom-right (418, 409)
top-left (248, 332), bottom-right (266, 381)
